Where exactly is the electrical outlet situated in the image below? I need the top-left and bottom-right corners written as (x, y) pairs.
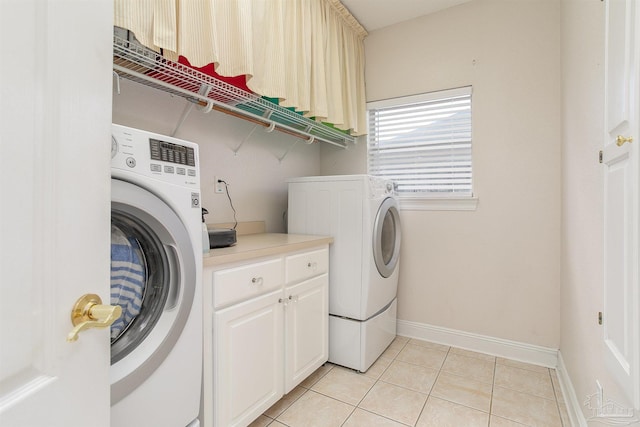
top-left (214, 177), bottom-right (225, 194)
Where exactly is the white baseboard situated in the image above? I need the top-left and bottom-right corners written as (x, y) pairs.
top-left (396, 319), bottom-right (558, 368)
top-left (556, 351), bottom-right (588, 427)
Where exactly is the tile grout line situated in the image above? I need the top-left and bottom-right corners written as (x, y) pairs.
top-left (268, 364), bottom-right (334, 425)
top-left (488, 356), bottom-right (497, 427)
top-left (347, 337), bottom-right (415, 427)
top-left (374, 337), bottom-right (423, 427)
top-left (547, 368), bottom-right (565, 427)
top-left (337, 337), bottom-right (410, 427)
top-left (403, 338), bottom-right (447, 426)
top-left (425, 346), bottom-right (495, 422)
top-left (410, 345), bottom-right (452, 426)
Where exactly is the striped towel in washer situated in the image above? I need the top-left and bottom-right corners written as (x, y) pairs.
top-left (110, 224), bottom-right (146, 340)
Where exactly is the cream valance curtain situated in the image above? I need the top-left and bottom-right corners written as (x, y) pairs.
top-left (114, 0), bottom-right (368, 135)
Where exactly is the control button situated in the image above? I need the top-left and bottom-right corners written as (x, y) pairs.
top-left (191, 192), bottom-right (200, 208)
top-left (188, 169), bottom-right (196, 177)
top-left (150, 164), bottom-right (162, 172)
top-left (177, 168), bottom-right (186, 175)
top-left (386, 183), bottom-right (393, 192)
top-left (126, 157), bottom-right (136, 168)
top-left (164, 165), bottom-right (175, 174)
top-left (149, 140), bottom-right (160, 161)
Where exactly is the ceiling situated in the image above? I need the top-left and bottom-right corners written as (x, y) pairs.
top-left (340, 0), bottom-right (472, 32)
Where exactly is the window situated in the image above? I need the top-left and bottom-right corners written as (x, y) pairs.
top-left (367, 87), bottom-right (475, 210)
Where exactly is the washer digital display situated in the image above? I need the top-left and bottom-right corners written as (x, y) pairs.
top-left (149, 138), bottom-right (196, 166)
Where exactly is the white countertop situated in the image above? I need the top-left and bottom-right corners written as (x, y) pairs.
top-left (203, 233), bottom-right (333, 267)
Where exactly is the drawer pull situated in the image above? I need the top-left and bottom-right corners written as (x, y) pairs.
top-left (251, 277), bottom-right (264, 286)
top-left (307, 262), bottom-right (317, 269)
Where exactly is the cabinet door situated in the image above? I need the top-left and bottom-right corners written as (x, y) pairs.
top-left (284, 274), bottom-right (329, 393)
top-left (214, 289), bottom-right (284, 427)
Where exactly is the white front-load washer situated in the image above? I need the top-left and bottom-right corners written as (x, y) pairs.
top-left (110, 124), bottom-right (202, 427)
top-left (288, 175), bottom-right (401, 372)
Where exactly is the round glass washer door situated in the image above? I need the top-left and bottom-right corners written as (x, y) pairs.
top-left (373, 197), bottom-right (401, 278)
top-left (110, 178), bottom-right (196, 405)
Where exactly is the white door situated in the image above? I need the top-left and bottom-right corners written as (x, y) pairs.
top-left (602, 0), bottom-right (640, 407)
top-left (0, 1), bottom-right (113, 426)
top-left (214, 290), bottom-right (284, 427)
top-left (284, 274), bottom-right (328, 393)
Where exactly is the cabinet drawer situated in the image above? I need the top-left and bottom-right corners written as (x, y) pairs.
top-left (285, 248), bottom-right (328, 284)
top-left (214, 258), bottom-right (284, 308)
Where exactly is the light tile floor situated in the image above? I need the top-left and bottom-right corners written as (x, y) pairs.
top-left (250, 336), bottom-right (571, 427)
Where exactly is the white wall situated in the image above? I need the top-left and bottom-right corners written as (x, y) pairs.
top-left (321, 135), bottom-right (367, 174)
top-left (324, 0), bottom-right (563, 348)
top-left (113, 79), bottom-right (321, 232)
top-left (560, 0), bottom-right (633, 415)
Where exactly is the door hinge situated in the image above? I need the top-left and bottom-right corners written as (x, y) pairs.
top-left (599, 150), bottom-right (603, 163)
top-left (598, 311), bottom-right (603, 325)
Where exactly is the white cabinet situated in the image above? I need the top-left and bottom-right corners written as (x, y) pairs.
top-left (202, 245), bottom-right (329, 427)
top-left (284, 275), bottom-right (328, 393)
top-left (284, 248), bottom-right (329, 393)
top-left (214, 289), bottom-right (284, 427)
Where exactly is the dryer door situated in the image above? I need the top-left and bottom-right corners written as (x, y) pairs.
top-left (109, 178), bottom-right (197, 405)
top-left (373, 197), bottom-right (401, 278)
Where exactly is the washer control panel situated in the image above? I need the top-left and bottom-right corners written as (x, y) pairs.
top-left (369, 176), bottom-right (397, 198)
top-left (111, 124), bottom-right (200, 189)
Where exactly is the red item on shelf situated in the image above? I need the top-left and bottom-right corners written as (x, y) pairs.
top-left (177, 56), bottom-right (253, 94)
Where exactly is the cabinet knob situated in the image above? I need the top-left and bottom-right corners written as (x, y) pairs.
top-left (251, 277), bottom-right (264, 286)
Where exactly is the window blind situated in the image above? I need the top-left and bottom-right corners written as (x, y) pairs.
top-left (367, 87), bottom-right (472, 197)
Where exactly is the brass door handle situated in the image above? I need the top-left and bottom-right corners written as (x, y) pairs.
top-left (67, 294), bottom-right (122, 342)
top-left (616, 135), bottom-right (633, 146)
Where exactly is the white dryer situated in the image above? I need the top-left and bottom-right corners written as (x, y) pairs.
top-left (288, 175), bottom-right (401, 372)
top-left (110, 124), bottom-right (202, 427)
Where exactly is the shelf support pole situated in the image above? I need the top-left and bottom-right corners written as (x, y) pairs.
top-left (233, 124), bottom-right (261, 155)
top-left (172, 101), bottom-right (195, 137)
top-left (278, 140), bottom-right (300, 163)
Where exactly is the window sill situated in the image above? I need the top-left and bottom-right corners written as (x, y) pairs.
top-left (398, 197), bottom-right (478, 211)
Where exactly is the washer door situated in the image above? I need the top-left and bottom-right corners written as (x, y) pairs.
top-left (373, 197), bottom-right (401, 278)
top-left (110, 178), bottom-right (196, 405)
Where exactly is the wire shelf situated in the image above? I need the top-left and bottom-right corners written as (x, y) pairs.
top-left (113, 34), bottom-right (353, 148)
